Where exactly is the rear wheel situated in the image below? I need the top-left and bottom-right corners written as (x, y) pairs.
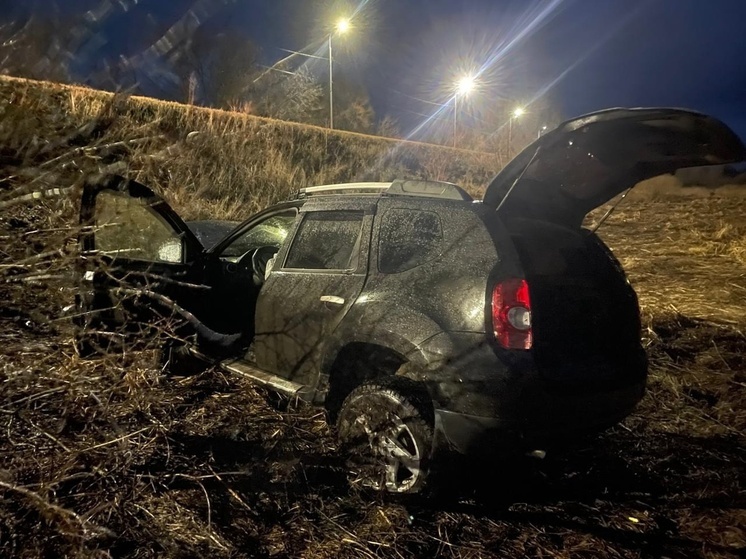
top-left (337, 377), bottom-right (433, 494)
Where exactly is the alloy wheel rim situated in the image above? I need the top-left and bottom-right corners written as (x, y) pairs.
top-left (353, 413), bottom-right (423, 493)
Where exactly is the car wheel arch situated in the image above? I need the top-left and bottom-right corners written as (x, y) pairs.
top-left (322, 338), bottom-right (432, 419)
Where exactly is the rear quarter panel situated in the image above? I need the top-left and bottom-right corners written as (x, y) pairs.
top-left (361, 199), bottom-right (506, 335)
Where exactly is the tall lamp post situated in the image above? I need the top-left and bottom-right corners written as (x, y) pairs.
top-left (329, 18), bottom-right (350, 129)
top-left (453, 75), bottom-right (476, 147)
top-left (508, 106), bottom-right (525, 156)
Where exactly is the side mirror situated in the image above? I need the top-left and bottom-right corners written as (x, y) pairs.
top-left (264, 254), bottom-right (278, 280)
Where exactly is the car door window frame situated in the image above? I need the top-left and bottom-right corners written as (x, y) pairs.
top-left (92, 189), bottom-right (189, 264)
top-left (216, 209), bottom-right (299, 262)
top-left (208, 203), bottom-right (301, 259)
top-left (281, 210), bottom-right (366, 272)
top-left (80, 175), bottom-right (203, 265)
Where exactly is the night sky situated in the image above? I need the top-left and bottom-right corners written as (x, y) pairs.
top-left (5, 0), bottom-right (746, 139)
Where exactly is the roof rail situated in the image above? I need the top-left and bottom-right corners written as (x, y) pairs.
top-left (388, 179), bottom-right (472, 201)
top-left (295, 179), bottom-right (473, 201)
top-left (297, 182), bottom-right (390, 197)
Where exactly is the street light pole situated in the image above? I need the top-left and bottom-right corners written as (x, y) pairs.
top-left (328, 34), bottom-right (334, 129)
top-left (508, 116), bottom-right (513, 156)
top-left (453, 95), bottom-right (458, 148)
top-left (328, 18), bottom-right (351, 130)
top-left (509, 106), bottom-right (525, 157)
top-left (453, 74), bottom-right (476, 148)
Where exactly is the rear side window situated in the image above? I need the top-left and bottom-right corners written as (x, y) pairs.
top-left (284, 211), bottom-right (364, 270)
top-left (378, 208), bottom-right (442, 273)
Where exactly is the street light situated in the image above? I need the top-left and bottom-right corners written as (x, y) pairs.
top-left (329, 17), bottom-right (351, 129)
top-left (453, 74), bottom-right (476, 147)
top-left (456, 75), bottom-right (475, 96)
top-left (336, 18), bottom-right (351, 34)
top-left (508, 106), bottom-right (525, 156)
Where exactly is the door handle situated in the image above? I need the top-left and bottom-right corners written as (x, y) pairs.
top-left (320, 295), bottom-right (345, 305)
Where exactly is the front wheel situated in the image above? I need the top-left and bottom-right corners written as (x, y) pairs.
top-left (73, 330), bottom-right (123, 359)
top-left (155, 341), bottom-right (210, 376)
top-left (336, 377), bottom-right (433, 494)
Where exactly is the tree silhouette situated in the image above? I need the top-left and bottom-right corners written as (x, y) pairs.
top-left (0, 14), bottom-right (72, 83)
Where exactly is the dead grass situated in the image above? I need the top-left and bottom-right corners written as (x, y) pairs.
top-left (589, 196), bottom-right (746, 325)
top-left (628, 175), bottom-right (746, 202)
top-left (1, 75), bottom-right (499, 220)
top-left (0, 76), bottom-right (745, 558)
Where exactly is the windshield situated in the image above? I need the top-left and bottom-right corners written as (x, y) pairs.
top-left (220, 213), bottom-right (296, 258)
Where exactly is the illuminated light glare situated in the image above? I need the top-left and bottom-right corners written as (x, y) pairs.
top-left (500, 2), bottom-right (648, 128)
top-left (455, 75), bottom-right (476, 96)
top-left (398, 0), bottom-right (568, 144)
top-left (473, 0), bottom-right (566, 80)
top-left (368, 0), bottom-right (647, 180)
top-left (512, 107), bottom-right (525, 118)
top-left (336, 18), bottom-right (351, 34)
top-left (413, 0), bottom-right (565, 137)
top-left (468, 303), bottom-right (483, 320)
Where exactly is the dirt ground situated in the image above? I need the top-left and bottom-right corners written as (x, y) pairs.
top-left (0, 193), bottom-right (744, 558)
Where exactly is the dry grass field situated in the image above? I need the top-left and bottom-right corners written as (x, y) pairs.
top-left (0, 77), bottom-right (744, 558)
top-left (0, 76), bottom-right (498, 219)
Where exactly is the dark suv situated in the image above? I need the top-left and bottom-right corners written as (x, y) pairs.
top-left (77, 108), bottom-right (745, 493)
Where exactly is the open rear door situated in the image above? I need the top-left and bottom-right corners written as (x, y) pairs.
top-left (484, 108), bottom-right (746, 228)
top-left (75, 175), bottom-right (206, 355)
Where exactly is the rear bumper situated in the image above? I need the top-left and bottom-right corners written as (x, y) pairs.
top-left (412, 332), bottom-right (647, 455)
top-left (433, 409), bottom-right (507, 455)
top-left (432, 380), bottom-right (646, 455)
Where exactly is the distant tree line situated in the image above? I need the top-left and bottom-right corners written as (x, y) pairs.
top-left (0, 8), bottom-right (563, 155)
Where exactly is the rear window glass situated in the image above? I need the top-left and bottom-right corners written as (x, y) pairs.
top-left (284, 211), bottom-right (364, 270)
top-left (378, 208), bottom-right (442, 273)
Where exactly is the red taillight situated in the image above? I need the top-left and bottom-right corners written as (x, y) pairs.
top-left (492, 278), bottom-right (532, 350)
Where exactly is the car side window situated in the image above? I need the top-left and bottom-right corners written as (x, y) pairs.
top-left (284, 211), bottom-right (364, 270)
top-left (378, 208), bottom-right (442, 273)
top-left (219, 212), bottom-right (297, 258)
top-left (94, 191), bottom-right (183, 263)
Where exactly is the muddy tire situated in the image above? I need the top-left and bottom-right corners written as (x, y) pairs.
top-left (74, 332), bottom-right (119, 359)
top-left (73, 334), bottom-right (101, 359)
top-left (337, 377), bottom-right (433, 494)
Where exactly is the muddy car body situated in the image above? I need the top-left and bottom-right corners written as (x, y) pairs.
top-left (77, 108), bottom-right (745, 493)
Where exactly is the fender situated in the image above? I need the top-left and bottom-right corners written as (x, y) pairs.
top-left (319, 301), bottom-right (445, 374)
